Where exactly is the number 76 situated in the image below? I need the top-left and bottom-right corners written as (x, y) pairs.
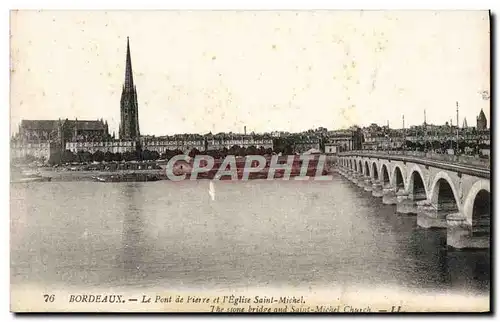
top-left (43, 294), bottom-right (55, 302)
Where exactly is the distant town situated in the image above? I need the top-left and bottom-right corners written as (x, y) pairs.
top-left (11, 38), bottom-right (491, 166)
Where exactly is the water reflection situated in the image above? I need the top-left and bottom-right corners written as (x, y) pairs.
top-left (119, 183), bottom-right (149, 282)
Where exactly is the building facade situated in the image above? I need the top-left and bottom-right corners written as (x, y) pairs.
top-left (11, 119), bottom-right (110, 161)
top-left (140, 134), bottom-right (274, 154)
top-left (11, 141), bottom-right (55, 161)
top-left (141, 136), bottom-right (205, 154)
top-left (324, 143), bottom-right (340, 154)
top-left (293, 137), bottom-right (321, 154)
top-left (205, 134), bottom-right (273, 151)
top-left (65, 140), bottom-right (137, 154)
top-left (326, 127), bottom-right (363, 151)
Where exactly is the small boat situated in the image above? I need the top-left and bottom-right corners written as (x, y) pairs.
top-left (15, 176), bottom-right (52, 183)
top-left (92, 173), bottom-right (161, 182)
top-left (92, 176), bottom-right (107, 182)
top-left (11, 168), bottom-right (52, 183)
top-left (209, 181), bottom-right (216, 201)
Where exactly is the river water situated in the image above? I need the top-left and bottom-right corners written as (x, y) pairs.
top-left (10, 174), bottom-right (490, 299)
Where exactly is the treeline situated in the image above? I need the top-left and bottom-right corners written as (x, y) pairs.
top-left (403, 140), bottom-right (490, 154)
top-left (48, 149), bottom-right (159, 165)
top-left (272, 137), bottom-right (323, 155)
top-left (47, 145), bottom-right (275, 165)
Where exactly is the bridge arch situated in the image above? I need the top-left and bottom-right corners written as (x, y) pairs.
top-left (391, 165), bottom-right (406, 190)
top-left (380, 164), bottom-right (390, 185)
top-left (406, 165), bottom-right (428, 201)
top-left (471, 189), bottom-right (490, 237)
top-left (364, 161), bottom-right (371, 177)
top-left (429, 171), bottom-right (460, 213)
top-left (358, 160), bottom-right (363, 173)
top-left (372, 162), bottom-right (379, 181)
top-left (463, 180), bottom-right (490, 232)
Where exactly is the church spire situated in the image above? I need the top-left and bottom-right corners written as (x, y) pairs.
top-left (119, 37), bottom-right (140, 140)
top-left (124, 37), bottom-right (134, 91)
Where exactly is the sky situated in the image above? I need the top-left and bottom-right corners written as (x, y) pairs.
top-left (10, 10), bottom-right (490, 136)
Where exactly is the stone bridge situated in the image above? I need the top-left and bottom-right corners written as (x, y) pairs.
top-left (337, 151), bottom-right (490, 250)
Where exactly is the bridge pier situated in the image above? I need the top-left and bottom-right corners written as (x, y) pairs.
top-left (371, 181), bottom-right (383, 197)
top-left (347, 170), bottom-right (354, 181)
top-left (396, 190), bottom-right (419, 215)
top-left (446, 214), bottom-right (489, 249)
top-left (416, 201), bottom-right (449, 228)
top-left (351, 172), bottom-right (360, 184)
top-left (382, 186), bottom-right (397, 205)
top-left (363, 178), bottom-right (373, 192)
top-left (356, 175), bottom-right (367, 188)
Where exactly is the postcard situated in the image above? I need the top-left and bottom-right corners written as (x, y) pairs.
top-left (10, 10), bottom-right (491, 312)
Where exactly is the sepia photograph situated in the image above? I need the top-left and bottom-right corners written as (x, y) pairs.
top-left (9, 9), bottom-right (491, 312)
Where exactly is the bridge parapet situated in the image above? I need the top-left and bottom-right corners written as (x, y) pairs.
top-left (339, 150), bottom-right (490, 179)
top-left (339, 150), bottom-right (489, 169)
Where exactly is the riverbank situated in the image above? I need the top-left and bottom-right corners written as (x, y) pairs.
top-left (37, 169), bottom-right (164, 182)
top-left (31, 167), bottom-right (333, 182)
top-left (11, 154), bottom-right (336, 182)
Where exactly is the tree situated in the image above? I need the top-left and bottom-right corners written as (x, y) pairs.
top-left (113, 152), bottom-right (123, 162)
top-left (161, 150), bottom-right (171, 160)
top-left (238, 146), bottom-right (248, 157)
top-left (228, 145), bottom-right (241, 156)
top-left (444, 140), bottom-right (454, 151)
top-left (93, 150), bottom-right (105, 163)
top-left (104, 151), bottom-right (113, 162)
top-left (23, 154), bottom-right (38, 163)
top-left (61, 150), bottom-right (76, 163)
top-left (48, 150), bottom-right (62, 165)
top-left (458, 140), bottom-right (467, 151)
top-left (143, 150), bottom-right (160, 161)
top-left (162, 149), bottom-right (184, 160)
top-left (246, 145), bottom-right (257, 156)
top-left (431, 141), bottom-right (441, 151)
top-left (205, 149), bottom-right (218, 158)
top-left (134, 150), bottom-right (142, 161)
top-left (122, 151), bottom-right (135, 162)
top-left (188, 148), bottom-right (201, 158)
top-left (77, 150), bottom-right (92, 163)
top-left (142, 149), bottom-right (152, 161)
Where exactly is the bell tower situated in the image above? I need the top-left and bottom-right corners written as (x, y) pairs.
top-left (119, 37), bottom-right (140, 140)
